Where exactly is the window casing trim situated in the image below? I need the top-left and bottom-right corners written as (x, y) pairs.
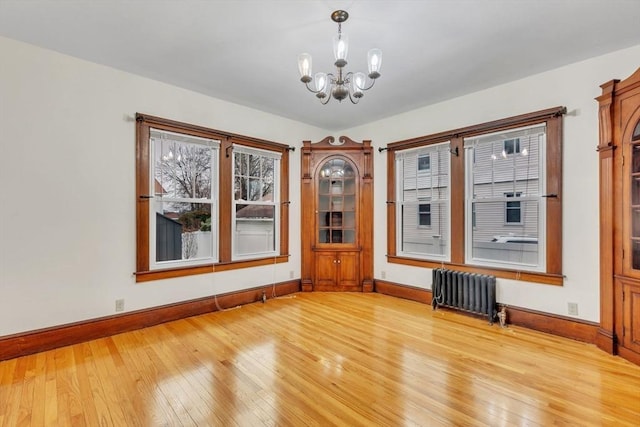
top-left (135, 113), bottom-right (290, 282)
top-left (385, 106), bottom-right (565, 285)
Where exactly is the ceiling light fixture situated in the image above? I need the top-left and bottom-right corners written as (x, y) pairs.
top-left (297, 10), bottom-right (382, 104)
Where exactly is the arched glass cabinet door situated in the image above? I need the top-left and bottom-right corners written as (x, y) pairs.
top-left (630, 118), bottom-right (640, 269)
top-left (317, 157), bottom-right (357, 244)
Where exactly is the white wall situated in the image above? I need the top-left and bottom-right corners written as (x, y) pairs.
top-left (343, 44), bottom-right (640, 322)
top-left (0, 36), bottom-right (326, 336)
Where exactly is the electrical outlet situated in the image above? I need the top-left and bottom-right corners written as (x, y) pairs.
top-left (115, 299), bottom-right (125, 312)
top-left (567, 302), bottom-right (578, 316)
top-left (289, 270), bottom-right (294, 279)
top-left (381, 270), bottom-right (386, 279)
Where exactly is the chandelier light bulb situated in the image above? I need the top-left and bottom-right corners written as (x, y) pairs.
top-left (315, 72), bottom-right (328, 93)
top-left (333, 33), bottom-right (349, 67)
top-left (352, 72), bottom-right (366, 98)
top-left (297, 53), bottom-right (312, 82)
top-left (367, 48), bottom-right (382, 79)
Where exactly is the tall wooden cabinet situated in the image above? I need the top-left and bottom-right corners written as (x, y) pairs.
top-left (301, 136), bottom-right (373, 292)
top-left (597, 66), bottom-right (640, 365)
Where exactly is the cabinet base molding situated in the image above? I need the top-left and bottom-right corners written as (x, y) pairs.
top-left (374, 279), bottom-right (599, 344)
top-left (301, 280), bottom-right (313, 292)
top-left (0, 280), bottom-right (300, 361)
top-left (362, 280), bottom-right (374, 292)
top-left (595, 327), bottom-right (617, 354)
top-left (618, 346), bottom-right (640, 366)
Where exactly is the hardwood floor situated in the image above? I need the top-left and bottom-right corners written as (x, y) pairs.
top-left (1, 293), bottom-right (639, 426)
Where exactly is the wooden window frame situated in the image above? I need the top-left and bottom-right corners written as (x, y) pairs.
top-left (385, 106), bottom-right (565, 285)
top-left (135, 113), bottom-right (290, 283)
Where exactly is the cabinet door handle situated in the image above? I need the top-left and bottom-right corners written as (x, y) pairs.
top-left (337, 260), bottom-right (341, 264)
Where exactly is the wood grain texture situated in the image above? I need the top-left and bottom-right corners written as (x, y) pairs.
top-left (374, 279), bottom-right (599, 344)
top-left (0, 281), bottom-right (300, 362)
top-left (1, 293), bottom-right (638, 426)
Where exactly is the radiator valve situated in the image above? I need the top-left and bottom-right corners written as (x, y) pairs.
top-left (498, 305), bottom-right (507, 328)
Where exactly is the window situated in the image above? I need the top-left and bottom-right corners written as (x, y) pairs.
top-left (465, 125), bottom-right (544, 271)
top-left (418, 204), bottom-right (431, 226)
top-left (418, 154), bottom-right (431, 172)
top-left (136, 114), bottom-right (290, 282)
top-left (150, 129), bottom-right (219, 269)
top-left (386, 106), bottom-right (564, 284)
top-left (505, 192), bottom-right (522, 224)
top-left (395, 142), bottom-right (450, 260)
top-left (503, 138), bottom-right (520, 156)
top-left (233, 145), bottom-right (280, 259)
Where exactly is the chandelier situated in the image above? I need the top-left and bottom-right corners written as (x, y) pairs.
top-left (297, 10), bottom-right (382, 104)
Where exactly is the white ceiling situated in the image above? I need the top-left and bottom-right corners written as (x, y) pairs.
top-left (1, 0), bottom-right (640, 131)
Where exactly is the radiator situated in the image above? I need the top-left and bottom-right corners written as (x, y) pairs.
top-left (431, 268), bottom-right (497, 324)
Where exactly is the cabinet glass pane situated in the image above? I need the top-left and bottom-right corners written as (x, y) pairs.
top-left (319, 195), bottom-right (330, 211)
top-left (331, 197), bottom-right (343, 211)
top-left (633, 208), bottom-right (640, 270)
top-left (344, 195), bottom-right (355, 211)
top-left (319, 179), bottom-right (330, 194)
top-left (319, 212), bottom-right (330, 227)
top-left (343, 212), bottom-right (355, 228)
top-left (633, 208), bottom-right (640, 237)
top-left (633, 144), bottom-right (640, 174)
top-left (633, 176), bottom-right (640, 206)
top-left (330, 212), bottom-right (342, 226)
top-left (633, 240), bottom-right (640, 270)
top-left (317, 157), bottom-right (357, 246)
top-left (344, 178), bottom-right (356, 194)
top-left (343, 230), bottom-right (355, 243)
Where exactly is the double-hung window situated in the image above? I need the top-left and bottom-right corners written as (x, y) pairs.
top-left (232, 145), bottom-right (280, 259)
top-left (150, 129), bottom-right (219, 269)
top-left (395, 142), bottom-right (451, 260)
top-left (464, 124), bottom-right (546, 271)
top-left (135, 114), bottom-right (290, 282)
top-left (386, 106), bottom-right (564, 284)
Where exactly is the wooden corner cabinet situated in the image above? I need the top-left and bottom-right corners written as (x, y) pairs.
top-left (301, 136), bottom-right (374, 292)
top-left (597, 66), bottom-right (640, 365)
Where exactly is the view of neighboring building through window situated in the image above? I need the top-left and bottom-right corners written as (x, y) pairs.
top-left (418, 203), bottom-right (431, 226)
top-left (465, 124), bottom-right (545, 270)
top-left (151, 129), bottom-right (219, 269)
top-left (386, 107), bottom-right (563, 283)
top-left (418, 154), bottom-right (431, 171)
top-left (395, 142), bottom-right (450, 260)
top-left (505, 192), bottom-right (523, 224)
top-left (233, 145), bottom-right (280, 259)
top-left (135, 114), bottom-right (290, 282)
top-left (503, 138), bottom-right (520, 155)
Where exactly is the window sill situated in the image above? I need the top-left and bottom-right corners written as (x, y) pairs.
top-left (386, 255), bottom-right (563, 286)
top-left (135, 255), bottom-right (290, 283)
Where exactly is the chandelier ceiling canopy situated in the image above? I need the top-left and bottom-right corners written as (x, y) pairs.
top-left (297, 10), bottom-right (382, 105)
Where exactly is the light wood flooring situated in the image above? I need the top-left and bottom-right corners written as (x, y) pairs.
top-left (1, 292), bottom-right (639, 426)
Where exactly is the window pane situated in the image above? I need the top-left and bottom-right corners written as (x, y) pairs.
top-left (154, 139), bottom-right (212, 199)
top-left (466, 125), bottom-right (544, 270)
top-left (396, 142), bottom-right (450, 259)
top-left (154, 201), bottom-right (213, 262)
top-left (401, 201), bottom-right (448, 256)
top-left (235, 204), bottom-right (275, 255)
top-left (471, 200), bottom-right (539, 265)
